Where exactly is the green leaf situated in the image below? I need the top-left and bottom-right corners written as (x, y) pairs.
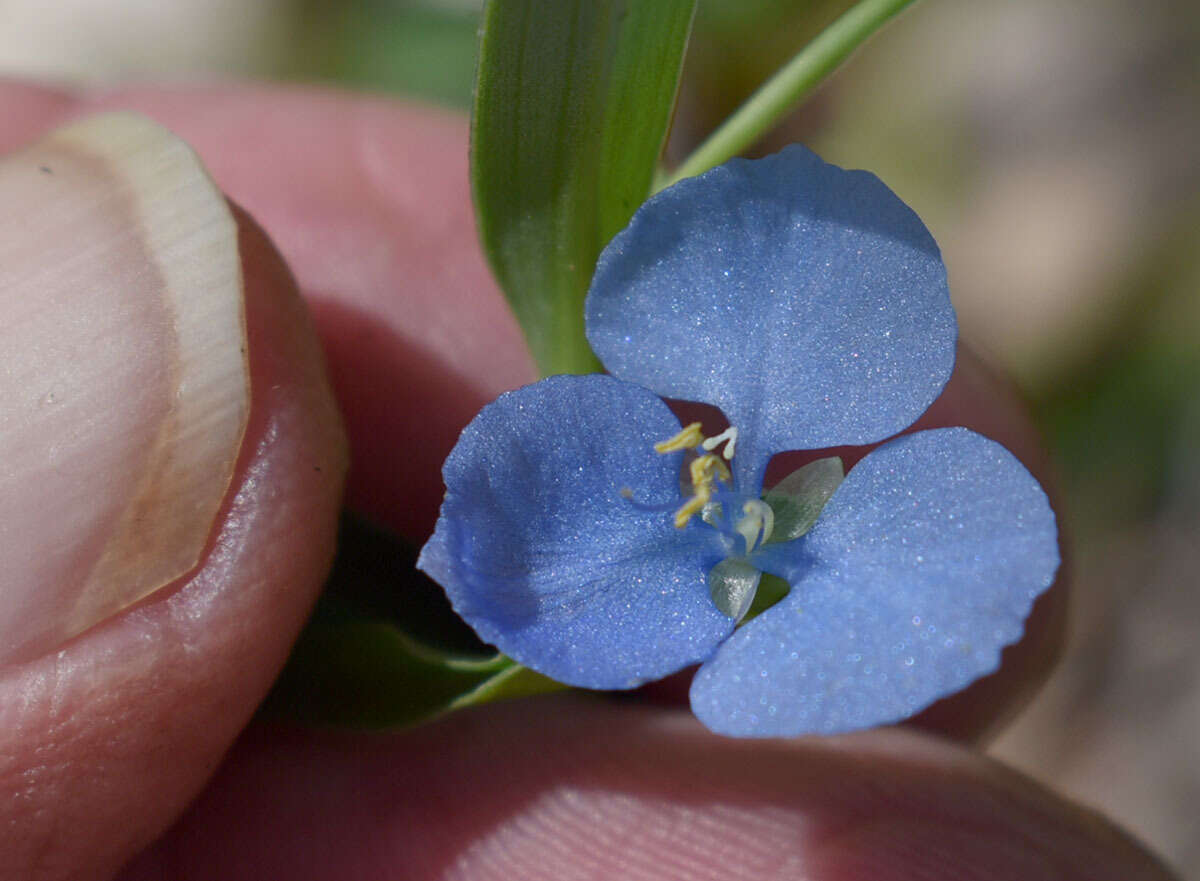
top-left (449, 661), bottom-right (564, 711)
top-left (314, 513), bottom-right (491, 656)
top-left (264, 593), bottom-right (566, 728)
top-left (262, 594), bottom-right (506, 728)
top-left (263, 513), bottom-right (566, 728)
top-left (471, 0), bottom-right (697, 376)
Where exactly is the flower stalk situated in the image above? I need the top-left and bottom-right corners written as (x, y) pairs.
top-left (666, 0), bottom-right (920, 187)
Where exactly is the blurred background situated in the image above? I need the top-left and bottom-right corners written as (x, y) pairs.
top-left (3, 0), bottom-right (1196, 875)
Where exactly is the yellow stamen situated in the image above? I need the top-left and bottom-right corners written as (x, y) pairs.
top-left (654, 421), bottom-right (704, 454)
top-left (673, 484), bottom-right (712, 529)
top-left (698, 453), bottom-right (732, 484)
top-left (672, 453), bottom-right (730, 529)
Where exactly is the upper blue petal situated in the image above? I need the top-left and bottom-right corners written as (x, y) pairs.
top-left (418, 374), bottom-right (734, 690)
top-left (689, 428), bottom-right (1059, 737)
top-left (587, 145), bottom-right (957, 486)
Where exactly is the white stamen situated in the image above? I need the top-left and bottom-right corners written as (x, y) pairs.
top-left (735, 499), bottom-right (775, 555)
top-left (701, 426), bottom-right (739, 460)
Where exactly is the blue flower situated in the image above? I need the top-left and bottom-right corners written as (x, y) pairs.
top-left (418, 145), bottom-right (1059, 737)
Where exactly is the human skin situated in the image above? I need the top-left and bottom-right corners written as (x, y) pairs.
top-left (0, 80), bottom-right (1175, 881)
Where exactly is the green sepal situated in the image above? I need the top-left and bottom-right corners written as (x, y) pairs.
top-left (763, 456), bottom-right (845, 542)
top-left (708, 557), bottom-right (762, 621)
top-left (471, 0), bottom-right (697, 376)
top-left (724, 457), bottom-right (846, 624)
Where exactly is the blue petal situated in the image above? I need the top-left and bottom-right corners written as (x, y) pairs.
top-left (587, 145), bottom-right (957, 486)
top-left (690, 428), bottom-right (1059, 737)
top-left (418, 374), bottom-right (734, 689)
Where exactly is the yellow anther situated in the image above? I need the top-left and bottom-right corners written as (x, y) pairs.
top-left (654, 422), bottom-right (705, 454)
top-left (672, 453), bottom-right (730, 529)
top-left (692, 452), bottom-right (731, 485)
top-left (673, 485), bottom-right (712, 529)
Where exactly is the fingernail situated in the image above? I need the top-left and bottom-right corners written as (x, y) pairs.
top-left (0, 112), bottom-right (250, 665)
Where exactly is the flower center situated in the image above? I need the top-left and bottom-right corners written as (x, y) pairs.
top-left (652, 422), bottom-right (774, 553)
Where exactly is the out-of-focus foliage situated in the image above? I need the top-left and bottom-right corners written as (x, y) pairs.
top-left (287, 0), bottom-right (481, 107)
top-left (1038, 225), bottom-right (1200, 533)
top-left (669, 0), bottom-right (856, 159)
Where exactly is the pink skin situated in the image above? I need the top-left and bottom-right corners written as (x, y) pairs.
top-left (0, 81), bottom-right (1171, 881)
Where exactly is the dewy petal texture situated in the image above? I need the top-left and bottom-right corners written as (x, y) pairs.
top-left (690, 428), bottom-right (1059, 737)
top-left (587, 145), bottom-right (956, 484)
top-left (419, 375), bottom-right (734, 689)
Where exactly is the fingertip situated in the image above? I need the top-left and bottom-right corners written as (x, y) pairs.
top-left (124, 699), bottom-right (1174, 881)
top-left (3, 80), bottom-right (533, 539)
top-left (0, 80), bottom-right (77, 152)
top-left (0, 119), bottom-right (346, 880)
top-left (75, 84), bottom-right (535, 538)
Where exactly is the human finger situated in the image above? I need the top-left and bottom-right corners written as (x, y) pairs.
top-left (121, 698), bottom-right (1174, 881)
top-left (0, 114), bottom-right (345, 881)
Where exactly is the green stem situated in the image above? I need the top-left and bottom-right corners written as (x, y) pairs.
top-left (665, 0), bottom-right (919, 187)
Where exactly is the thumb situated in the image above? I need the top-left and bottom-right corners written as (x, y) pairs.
top-left (0, 113), bottom-right (346, 880)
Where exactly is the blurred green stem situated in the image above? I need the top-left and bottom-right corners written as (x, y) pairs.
top-left (665, 0), bottom-right (919, 186)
